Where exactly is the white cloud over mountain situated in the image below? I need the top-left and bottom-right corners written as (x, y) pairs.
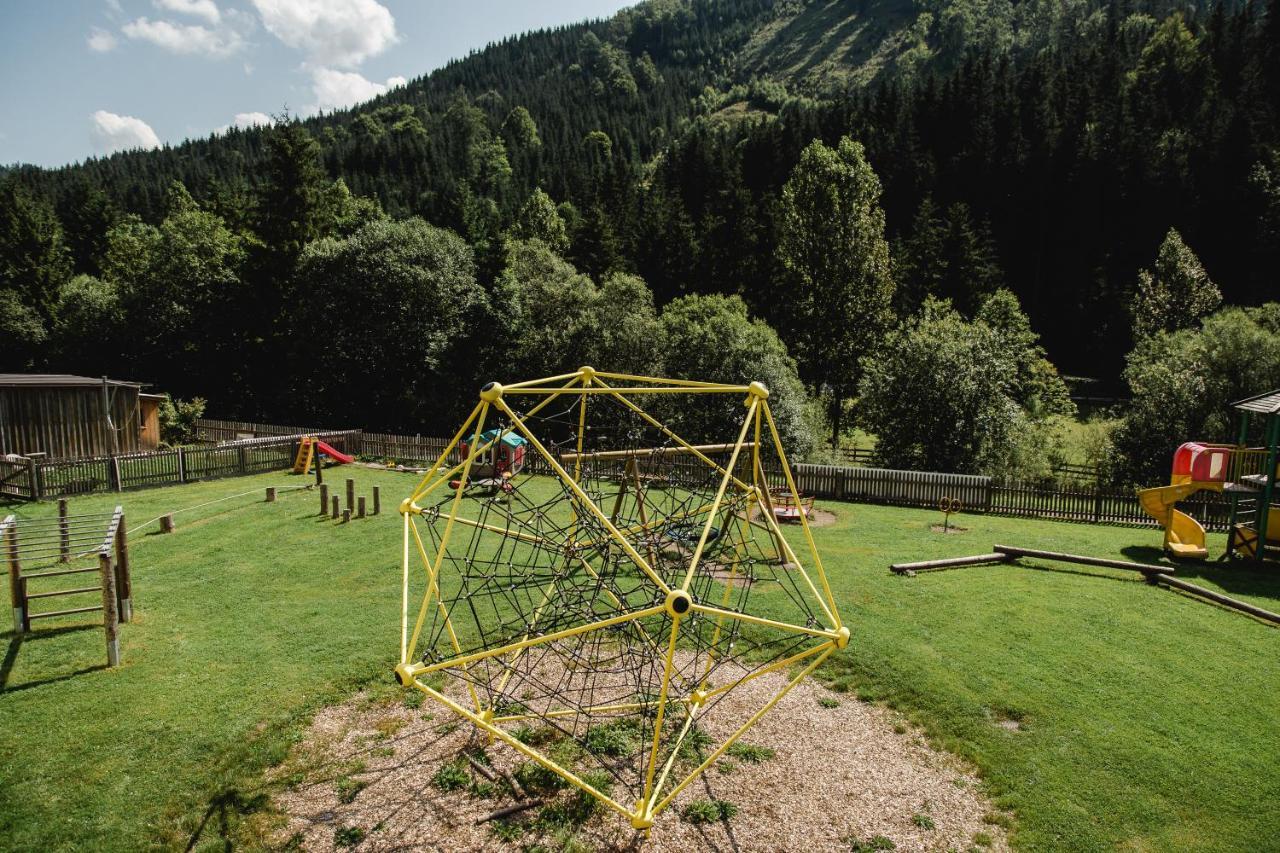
top-left (252, 0), bottom-right (397, 68)
top-left (232, 111), bottom-right (273, 128)
top-left (90, 110), bottom-right (161, 154)
top-left (309, 67), bottom-right (402, 111)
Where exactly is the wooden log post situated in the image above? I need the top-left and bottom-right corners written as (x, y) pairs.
top-left (58, 499), bottom-right (70, 562)
top-left (890, 553), bottom-right (1012, 575)
top-left (100, 551), bottom-right (120, 667)
top-left (319, 484), bottom-right (329, 516)
top-left (1156, 575), bottom-right (1280, 625)
top-left (115, 512), bottom-right (132, 623)
top-left (993, 544), bottom-right (1174, 576)
top-left (160, 514), bottom-right (175, 534)
top-left (341, 508), bottom-right (351, 524)
top-left (372, 486), bottom-right (381, 515)
top-left (345, 478), bottom-right (355, 514)
top-left (5, 519), bottom-right (23, 634)
top-left (265, 487), bottom-right (276, 503)
top-left (331, 496), bottom-right (339, 519)
top-left (357, 496), bottom-right (366, 519)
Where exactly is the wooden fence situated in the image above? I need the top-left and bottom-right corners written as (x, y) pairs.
top-left (1, 415), bottom-right (1240, 534)
top-left (0, 430), bottom-right (359, 501)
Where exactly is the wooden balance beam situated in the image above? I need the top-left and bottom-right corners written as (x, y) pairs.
top-left (992, 544), bottom-right (1175, 576)
top-left (890, 553), bottom-right (1013, 574)
top-left (1153, 575), bottom-right (1280, 626)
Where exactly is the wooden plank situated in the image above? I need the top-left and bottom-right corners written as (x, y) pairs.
top-left (27, 604), bottom-right (103, 619)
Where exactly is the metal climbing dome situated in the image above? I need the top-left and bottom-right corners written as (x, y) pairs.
top-left (393, 368), bottom-right (846, 829)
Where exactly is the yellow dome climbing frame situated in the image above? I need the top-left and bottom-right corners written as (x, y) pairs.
top-left (393, 368), bottom-right (845, 830)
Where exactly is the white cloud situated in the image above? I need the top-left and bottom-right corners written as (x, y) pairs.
top-left (252, 0), bottom-right (397, 67)
top-left (90, 110), bottom-right (162, 154)
top-left (122, 16), bottom-right (245, 57)
top-left (154, 0), bottom-right (221, 24)
top-left (232, 111), bottom-right (273, 128)
top-left (308, 68), bottom-right (404, 111)
top-left (106, 0), bottom-right (123, 13)
top-left (87, 27), bottom-right (118, 52)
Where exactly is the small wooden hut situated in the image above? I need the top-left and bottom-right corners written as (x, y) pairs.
top-left (0, 374), bottom-right (162, 459)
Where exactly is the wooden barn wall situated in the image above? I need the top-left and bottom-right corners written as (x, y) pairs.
top-left (0, 387), bottom-right (141, 459)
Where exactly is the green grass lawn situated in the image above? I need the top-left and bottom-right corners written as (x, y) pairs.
top-left (1, 468), bottom-right (1277, 851)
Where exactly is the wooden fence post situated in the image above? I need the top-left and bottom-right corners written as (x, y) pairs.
top-left (358, 496), bottom-right (366, 519)
top-left (109, 455), bottom-right (122, 493)
top-left (331, 496), bottom-right (339, 519)
top-left (346, 478), bottom-right (355, 513)
top-left (238, 446), bottom-right (248, 474)
top-left (265, 487), bottom-right (276, 503)
top-left (100, 552), bottom-right (120, 667)
top-left (372, 486), bottom-right (381, 515)
top-left (4, 519), bottom-right (23, 634)
top-left (342, 508), bottom-right (351, 523)
top-left (177, 446), bottom-right (186, 483)
top-left (160, 514), bottom-right (175, 534)
top-left (319, 484), bottom-right (329, 516)
top-left (27, 457), bottom-right (41, 501)
top-left (59, 498), bottom-right (69, 562)
top-left (115, 512), bottom-right (132, 623)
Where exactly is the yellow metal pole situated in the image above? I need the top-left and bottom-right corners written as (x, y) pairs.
top-left (679, 399), bottom-right (757, 590)
top-left (407, 402), bottom-right (482, 500)
top-left (690, 601), bottom-right (838, 641)
top-left (762, 401), bottom-right (842, 628)
top-left (640, 611), bottom-right (683, 816)
top-left (652, 645), bottom-right (835, 817)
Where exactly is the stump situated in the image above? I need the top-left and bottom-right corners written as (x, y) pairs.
top-left (160, 514), bottom-right (175, 534)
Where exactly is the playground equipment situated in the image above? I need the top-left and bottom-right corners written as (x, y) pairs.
top-left (450, 428), bottom-right (528, 494)
top-left (1136, 390), bottom-right (1280, 562)
top-left (392, 369), bottom-right (844, 830)
top-left (768, 484), bottom-right (815, 522)
top-left (292, 435), bottom-right (354, 475)
top-left (2, 500), bottom-right (133, 666)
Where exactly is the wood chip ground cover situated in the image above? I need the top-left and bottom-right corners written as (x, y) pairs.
top-left (272, 669), bottom-right (1008, 852)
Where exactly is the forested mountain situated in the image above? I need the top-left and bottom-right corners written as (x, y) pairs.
top-left (3, 0), bottom-right (1279, 456)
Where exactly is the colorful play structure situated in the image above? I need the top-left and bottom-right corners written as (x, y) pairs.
top-left (1136, 390), bottom-right (1280, 562)
top-left (291, 435), bottom-right (354, 475)
top-left (392, 368), bottom-right (844, 830)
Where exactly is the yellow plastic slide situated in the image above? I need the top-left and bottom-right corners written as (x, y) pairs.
top-left (1137, 483), bottom-right (1213, 558)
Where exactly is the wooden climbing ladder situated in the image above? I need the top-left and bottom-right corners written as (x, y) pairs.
top-left (1, 500), bottom-right (133, 666)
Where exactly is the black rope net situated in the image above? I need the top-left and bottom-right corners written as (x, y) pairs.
top-left (398, 375), bottom-right (842, 826)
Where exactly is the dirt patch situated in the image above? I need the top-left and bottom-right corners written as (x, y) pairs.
top-left (929, 524), bottom-right (969, 535)
top-left (271, 670), bottom-right (1008, 852)
top-left (747, 505), bottom-right (838, 528)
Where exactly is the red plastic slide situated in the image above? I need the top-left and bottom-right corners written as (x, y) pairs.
top-left (314, 440), bottom-right (354, 464)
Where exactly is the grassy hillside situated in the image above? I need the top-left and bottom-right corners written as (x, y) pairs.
top-left (1, 470), bottom-right (1277, 850)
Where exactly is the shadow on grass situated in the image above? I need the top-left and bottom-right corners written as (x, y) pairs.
top-left (0, 624), bottom-right (111, 693)
top-left (184, 787), bottom-right (270, 852)
top-left (1121, 546), bottom-right (1280, 602)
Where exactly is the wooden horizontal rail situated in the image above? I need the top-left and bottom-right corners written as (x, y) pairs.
top-left (20, 566), bottom-right (100, 579)
top-left (26, 586), bottom-right (101, 599)
top-left (559, 442), bottom-right (758, 461)
top-left (994, 545), bottom-right (1175, 575)
top-left (27, 604), bottom-right (102, 620)
top-left (890, 553), bottom-right (1012, 574)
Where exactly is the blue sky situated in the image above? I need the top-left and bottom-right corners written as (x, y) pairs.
top-left (0, 0), bottom-right (636, 168)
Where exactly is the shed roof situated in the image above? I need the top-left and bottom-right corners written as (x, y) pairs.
top-left (0, 374), bottom-right (145, 389)
top-left (1232, 390), bottom-right (1280, 415)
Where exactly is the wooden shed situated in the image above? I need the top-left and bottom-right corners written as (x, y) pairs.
top-left (0, 374), bottom-right (161, 459)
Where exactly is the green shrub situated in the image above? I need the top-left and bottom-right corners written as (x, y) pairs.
top-left (432, 760), bottom-right (469, 792)
top-left (681, 798), bottom-right (738, 824)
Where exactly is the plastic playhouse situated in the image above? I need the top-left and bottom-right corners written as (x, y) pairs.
top-left (1137, 390), bottom-right (1280, 561)
top-left (452, 428), bottom-right (528, 493)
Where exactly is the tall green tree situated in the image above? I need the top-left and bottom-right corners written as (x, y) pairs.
top-left (1131, 228), bottom-right (1221, 340)
top-left (658, 293), bottom-right (813, 458)
top-left (0, 180), bottom-right (71, 324)
top-left (777, 137), bottom-right (895, 445)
